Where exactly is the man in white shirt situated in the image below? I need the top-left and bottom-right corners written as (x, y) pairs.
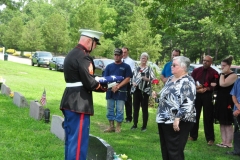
top-left (122, 47), bottom-right (135, 123)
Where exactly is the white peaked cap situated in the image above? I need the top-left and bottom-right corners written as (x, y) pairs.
top-left (79, 29), bottom-right (104, 45)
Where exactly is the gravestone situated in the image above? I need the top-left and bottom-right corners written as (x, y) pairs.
top-left (13, 92), bottom-right (28, 107)
top-left (1, 83), bottom-right (11, 96)
top-left (50, 115), bottom-right (65, 141)
top-left (87, 134), bottom-right (114, 160)
top-left (29, 100), bottom-right (44, 120)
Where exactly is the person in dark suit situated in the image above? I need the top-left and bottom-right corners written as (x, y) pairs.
top-left (60, 29), bottom-right (106, 160)
top-left (188, 55), bottom-right (219, 146)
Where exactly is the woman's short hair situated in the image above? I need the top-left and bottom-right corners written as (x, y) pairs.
top-left (173, 56), bottom-right (190, 72)
top-left (140, 52), bottom-right (149, 60)
top-left (222, 55), bottom-right (233, 66)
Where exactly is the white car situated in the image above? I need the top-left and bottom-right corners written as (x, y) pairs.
top-left (188, 64), bottom-right (221, 75)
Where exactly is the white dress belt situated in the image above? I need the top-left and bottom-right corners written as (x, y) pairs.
top-left (66, 82), bottom-right (83, 87)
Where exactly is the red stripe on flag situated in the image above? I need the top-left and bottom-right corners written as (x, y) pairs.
top-left (40, 89), bottom-right (46, 106)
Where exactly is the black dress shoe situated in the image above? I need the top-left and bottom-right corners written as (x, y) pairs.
top-left (141, 127), bottom-right (147, 132)
top-left (226, 151), bottom-right (240, 156)
top-left (131, 125), bottom-right (137, 130)
top-left (124, 120), bottom-right (131, 123)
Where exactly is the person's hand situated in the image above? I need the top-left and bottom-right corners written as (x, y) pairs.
top-left (233, 110), bottom-right (240, 117)
top-left (173, 119), bottom-right (180, 132)
top-left (142, 76), bottom-right (148, 81)
top-left (111, 85), bottom-right (119, 93)
top-left (221, 65), bottom-right (230, 74)
top-left (95, 76), bottom-right (101, 82)
top-left (196, 87), bottom-right (207, 93)
top-left (211, 82), bottom-right (216, 87)
top-left (100, 85), bottom-right (108, 92)
top-left (152, 91), bottom-right (157, 98)
top-left (94, 84), bottom-right (107, 92)
top-left (196, 85), bottom-right (203, 90)
top-left (132, 82), bottom-right (137, 87)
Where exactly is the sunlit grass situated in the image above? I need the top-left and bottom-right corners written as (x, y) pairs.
top-left (0, 60), bottom-right (239, 160)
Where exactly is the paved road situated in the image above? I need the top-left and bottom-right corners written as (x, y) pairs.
top-left (0, 52), bottom-right (31, 65)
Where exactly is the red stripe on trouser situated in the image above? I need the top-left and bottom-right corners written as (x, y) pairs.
top-left (76, 114), bottom-right (84, 160)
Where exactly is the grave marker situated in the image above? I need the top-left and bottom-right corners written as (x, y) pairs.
top-left (13, 92), bottom-right (28, 107)
top-left (29, 100), bottom-right (44, 120)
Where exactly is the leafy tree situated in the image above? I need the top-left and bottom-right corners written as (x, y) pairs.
top-left (108, 0), bottom-right (140, 44)
top-left (146, 0), bottom-right (240, 63)
top-left (18, 18), bottom-right (45, 52)
top-left (98, 2), bottom-right (118, 39)
top-left (0, 0), bottom-right (21, 9)
top-left (42, 13), bottom-right (69, 55)
top-left (116, 6), bottom-right (162, 62)
top-left (2, 16), bottom-right (24, 50)
top-left (68, 0), bottom-right (101, 48)
top-left (22, 1), bottom-right (58, 23)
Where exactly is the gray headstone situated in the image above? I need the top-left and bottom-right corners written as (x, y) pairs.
top-left (1, 83), bottom-right (11, 95)
top-left (13, 92), bottom-right (28, 107)
top-left (50, 115), bottom-right (65, 141)
top-left (87, 134), bottom-right (114, 160)
top-left (29, 100), bottom-right (44, 120)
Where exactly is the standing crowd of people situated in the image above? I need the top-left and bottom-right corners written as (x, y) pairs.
top-left (59, 28), bottom-right (240, 160)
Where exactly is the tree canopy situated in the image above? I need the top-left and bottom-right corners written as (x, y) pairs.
top-left (1, 0), bottom-right (240, 64)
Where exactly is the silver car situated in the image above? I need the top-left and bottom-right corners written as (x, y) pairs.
top-left (31, 51), bottom-right (53, 67)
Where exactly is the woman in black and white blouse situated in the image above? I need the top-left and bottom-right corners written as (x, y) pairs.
top-left (130, 52), bottom-right (155, 131)
top-left (152, 56), bottom-right (196, 160)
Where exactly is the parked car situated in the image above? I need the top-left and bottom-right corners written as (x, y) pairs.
top-left (93, 58), bottom-right (114, 77)
top-left (49, 56), bottom-right (65, 71)
top-left (31, 51), bottom-right (53, 67)
top-left (230, 65), bottom-right (240, 78)
top-left (134, 61), bottom-right (161, 75)
top-left (188, 64), bottom-right (221, 75)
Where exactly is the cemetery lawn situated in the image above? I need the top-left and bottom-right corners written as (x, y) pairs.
top-left (0, 60), bottom-right (239, 160)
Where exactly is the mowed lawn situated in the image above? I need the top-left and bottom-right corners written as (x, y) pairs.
top-left (0, 59), bottom-right (239, 160)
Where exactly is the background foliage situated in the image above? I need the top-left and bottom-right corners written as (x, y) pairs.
top-left (1, 0), bottom-right (240, 64)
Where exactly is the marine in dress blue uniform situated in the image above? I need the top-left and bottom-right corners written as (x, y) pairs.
top-left (60, 29), bottom-right (106, 160)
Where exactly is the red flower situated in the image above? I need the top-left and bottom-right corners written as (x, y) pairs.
top-left (152, 79), bottom-right (159, 85)
top-left (227, 105), bottom-right (231, 109)
top-left (203, 82), bottom-right (208, 87)
top-left (139, 69), bottom-right (143, 72)
top-left (214, 74), bottom-right (219, 79)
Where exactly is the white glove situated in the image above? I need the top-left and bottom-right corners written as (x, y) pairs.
top-left (95, 76), bottom-right (101, 82)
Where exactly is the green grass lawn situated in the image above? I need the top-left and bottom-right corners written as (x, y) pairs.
top-left (0, 60), bottom-right (239, 160)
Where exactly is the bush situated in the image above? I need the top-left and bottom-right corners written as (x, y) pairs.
top-left (13, 51), bottom-right (21, 56)
top-left (6, 49), bottom-right (16, 54)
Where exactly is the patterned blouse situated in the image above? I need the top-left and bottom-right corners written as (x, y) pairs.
top-left (131, 66), bottom-right (155, 95)
top-left (156, 75), bottom-right (196, 124)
